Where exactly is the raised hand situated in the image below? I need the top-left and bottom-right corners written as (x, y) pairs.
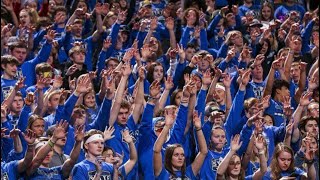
top-left (305, 136), bottom-right (317, 161)
top-left (193, 111), bottom-right (202, 130)
top-left (53, 120), bottom-right (68, 140)
top-left (226, 46), bottom-right (236, 62)
top-left (121, 63), bottom-right (132, 76)
top-left (299, 91), bottom-right (313, 106)
top-left (165, 17), bottom-right (175, 30)
top-left (36, 76), bottom-right (47, 90)
top-left (141, 45), bottom-right (152, 59)
top-left (74, 125), bottom-right (85, 142)
top-left (285, 118), bottom-right (294, 136)
top-left (117, 10), bottom-right (127, 24)
top-left (164, 76), bottom-right (174, 90)
top-left (240, 69), bottom-right (251, 86)
top-left (102, 37), bottom-right (112, 50)
top-left (113, 152), bottom-right (124, 168)
top-left (308, 76), bottom-right (318, 91)
top-left (52, 75), bottom-right (63, 89)
top-left (104, 126), bottom-right (115, 141)
top-left (247, 110), bottom-right (263, 127)
top-left (164, 107), bottom-right (176, 128)
top-left (190, 55), bottom-right (201, 65)
top-left (122, 48), bottom-right (134, 63)
top-left (24, 92), bottom-right (35, 106)
top-left (105, 75), bottom-right (116, 99)
top-left (95, 3), bottom-right (103, 15)
top-left (66, 64), bottom-right (78, 76)
top-left (75, 74), bottom-right (92, 94)
top-left (150, 17), bottom-right (158, 30)
top-left (260, 95), bottom-right (271, 109)
top-left (44, 30), bottom-right (56, 43)
top-left (22, 129), bottom-right (37, 145)
top-left (1, 128), bottom-right (8, 138)
top-left (177, 44), bottom-right (186, 61)
top-left (283, 96), bottom-right (293, 117)
top-left (254, 54), bottom-right (265, 66)
top-left (149, 80), bottom-right (161, 99)
top-left (222, 73), bottom-right (232, 88)
top-left (15, 77), bottom-right (26, 91)
top-left (9, 128), bottom-right (21, 139)
top-left (88, 71), bottom-right (97, 80)
top-left (230, 134), bottom-right (242, 152)
top-left (121, 129), bottom-right (133, 143)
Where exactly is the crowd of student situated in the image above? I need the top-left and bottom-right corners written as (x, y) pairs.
top-left (0, 0), bottom-right (319, 179)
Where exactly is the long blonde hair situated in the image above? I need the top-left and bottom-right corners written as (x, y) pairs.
top-left (270, 143), bottom-right (295, 180)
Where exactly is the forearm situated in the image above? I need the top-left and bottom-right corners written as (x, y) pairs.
top-left (27, 34), bottom-right (34, 52)
top-left (13, 136), bottom-right (22, 153)
top-left (206, 78), bottom-right (218, 103)
top-left (217, 150), bottom-right (236, 175)
top-left (225, 87), bottom-right (232, 116)
top-left (196, 128), bottom-right (208, 154)
top-left (293, 105), bottom-right (304, 129)
top-left (18, 144), bottom-right (35, 173)
top-left (34, 89), bottom-right (44, 115)
top-left (143, 28), bottom-right (153, 45)
top-left (294, 70), bottom-right (306, 103)
top-left (155, 90), bottom-right (169, 116)
top-left (169, 30), bottom-right (176, 49)
top-left (283, 133), bottom-right (292, 147)
top-left (2, 87), bottom-right (17, 108)
top-left (284, 49), bottom-right (294, 80)
top-left (307, 163), bottom-right (316, 180)
top-left (153, 126), bottom-right (170, 153)
top-left (66, 13), bottom-right (77, 26)
top-left (263, 68), bottom-right (275, 97)
top-left (185, 95), bottom-right (196, 135)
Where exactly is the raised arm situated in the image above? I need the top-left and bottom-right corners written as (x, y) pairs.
top-left (17, 129), bottom-right (37, 173)
top-left (108, 63), bottom-right (131, 126)
top-left (191, 111), bottom-right (208, 175)
top-left (61, 125), bottom-right (84, 178)
top-left (91, 3), bottom-right (104, 42)
top-left (165, 17), bottom-right (177, 49)
top-left (131, 66), bottom-right (146, 124)
top-left (216, 134), bottom-right (242, 179)
top-left (252, 135), bottom-right (268, 180)
top-left (222, 73), bottom-right (232, 116)
top-left (121, 129), bottom-right (138, 175)
top-left (263, 56), bottom-right (285, 97)
top-left (26, 120), bottom-right (68, 176)
top-left (153, 108), bottom-right (175, 177)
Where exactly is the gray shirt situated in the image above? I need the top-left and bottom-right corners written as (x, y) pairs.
top-left (49, 150), bottom-right (70, 168)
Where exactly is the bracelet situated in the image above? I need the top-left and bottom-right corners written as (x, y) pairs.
top-left (48, 139), bottom-right (55, 148)
top-left (196, 128), bottom-right (202, 131)
top-left (305, 159), bottom-right (315, 164)
top-left (148, 96), bottom-right (159, 100)
top-left (288, 51), bottom-right (294, 55)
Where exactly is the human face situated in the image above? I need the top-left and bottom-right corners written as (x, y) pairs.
top-left (55, 136), bottom-right (67, 147)
top-left (171, 147), bottom-right (185, 169)
top-left (42, 149), bottom-right (54, 165)
top-left (251, 64), bottom-right (263, 81)
top-left (227, 155), bottom-right (241, 176)
top-left (278, 86), bottom-right (290, 99)
top-left (107, 60), bottom-right (119, 71)
top-left (48, 94), bottom-right (61, 110)
top-left (119, 0), bottom-right (127, 8)
top-left (84, 92), bottom-right (96, 108)
top-left (72, 51), bottom-right (85, 64)
top-left (197, 58), bottom-right (210, 72)
top-left (262, 6), bottom-right (272, 21)
top-left (260, 41), bottom-right (268, 54)
top-left (54, 11), bottom-right (67, 24)
top-left (107, 15), bottom-right (118, 27)
top-left (174, 91), bottom-right (182, 106)
top-left (230, 33), bottom-right (243, 46)
top-left (77, 2), bottom-right (88, 13)
top-left (49, 0), bottom-right (56, 12)
top-left (103, 149), bottom-right (115, 163)
top-left (264, 115), bottom-right (274, 126)
top-left (153, 65), bottom-right (164, 81)
top-left (154, 119), bottom-right (165, 136)
top-left (11, 96), bottom-right (24, 113)
top-left (185, 48), bottom-right (195, 61)
top-left (193, 75), bottom-right (202, 91)
top-left (305, 120), bottom-right (319, 137)
top-left (186, 10), bottom-right (197, 26)
top-left (72, 23), bottom-right (83, 37)
top-left (211, 128), bottom-right (226, 151)
top-left (117, 108), bottom-right (130, 125)
top-left (85, 139), bottom-right (104, 156)
top-left (213, 89), bottom-right (225, 103)
top-left (210, 111), bottom-right (224, 126)
top-left (149, 37), bottom-right (159, 52)
top-left (11, 47), bottom-right (27, 64)
top-left (308, 103), bottom-right (319, 118)
top-left (19, 10), bottom-right (31, 27)
top-left (31, 119), bottom-right (45, 137)
top-left (2, 63), bottom-right (17, 78)
top-left (277, 151), bottom-right (292, 171)
top-left (290, 65), bottom-right (300, 83)
top-left (73, 113), bottom-right (86, 126)
top-left (226, 13), bottom-right (236, 26)
top-left (248, 103), bottom-right (260, 117)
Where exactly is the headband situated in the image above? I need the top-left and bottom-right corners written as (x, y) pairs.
top-left (215, 84), bottom-right (226, 91)
top-left (85, 134), bottom-right (104, 144)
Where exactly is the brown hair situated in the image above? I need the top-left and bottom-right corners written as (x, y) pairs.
top-left (270, 143), bottom-right (295, 180)
top-left (164, 144), bottom-right (186, 178)
top-left (27, 114), bottom-right (45, 130)
top-left (225, 154), bottom-right (245, 179)
top-left (243, 98), bottom-right (259, 112)
top-left (259, 1), bottom-right (275, 21)
top-left (182, 7), bottom-right (199, 26)
top-left (1, 55), bottom-right (19, 68)
top-left (146, 62), bottom-right (165, 84)
top-left (35, 63), bottom-right (53, 75)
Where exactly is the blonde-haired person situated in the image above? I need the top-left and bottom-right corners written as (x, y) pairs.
top-left (263, 142), bottom-right (316, 180)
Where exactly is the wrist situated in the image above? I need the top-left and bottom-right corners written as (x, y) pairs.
top-left (196, 128), bottom-right (202, 131)
top-left (73, 90), bottom-right (80, 96)
top-left (305, 158), bottom-right (315, 164)
top-left (50, 137), bottom-right (57, 144)
top-left (258, 150), bottom-right (265, 155)
top-left (48, 139), bottom-right (55, 148)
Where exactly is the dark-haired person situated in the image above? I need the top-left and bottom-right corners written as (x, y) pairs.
top-left (71, 129), bottom-right (137, 179)
top-left (153, 111), bottom-right (208, 179)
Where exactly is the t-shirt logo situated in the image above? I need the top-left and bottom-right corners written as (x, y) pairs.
top-left (88, 170), bottom-right (111, 180)
top-left (1, 172), bottom-right (9, 180)
top-left (211, 157), bottom-right (224, 171)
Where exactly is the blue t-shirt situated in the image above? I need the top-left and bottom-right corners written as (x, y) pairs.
top-left (1, 160), bottom-right (19, 180)
top-left (199, 149), bottom-right (229, 180)
top-left (72, 159), bottom-right (126, 180)
top-left (263, 168), bottom-right (306, 180)
top-left (156, 165), bottom-right (196, 180)
top-left (28, 166), bottom-right (64, 180)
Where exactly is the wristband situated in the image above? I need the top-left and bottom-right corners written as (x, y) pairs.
top-left (148, 96), bottom-right (159, 100)
top-left (305, 159), bottom-right (315, 164)
top-left (196, 128), bottom-right (202, 131)
top-left (48, 139), bottom-right (55, 148)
